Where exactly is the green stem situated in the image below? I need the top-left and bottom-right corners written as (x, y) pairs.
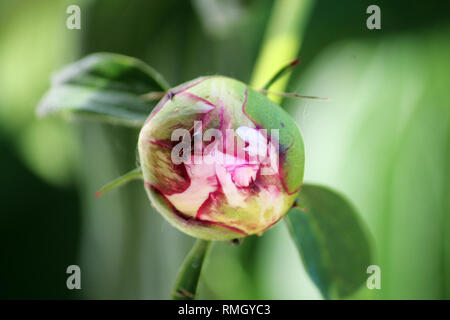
top-left (95, 167), bottom-right (143, 197)
top-left (171, 240), bottom-right (212, 300)
top-left (250, 0), bottom-right (314, 103)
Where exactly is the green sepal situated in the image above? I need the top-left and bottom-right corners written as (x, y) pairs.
top-left (245, 87), bottom-right (305, 194)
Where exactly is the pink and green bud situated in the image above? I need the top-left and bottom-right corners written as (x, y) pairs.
top-left (138, 76), bottom-right (304, 240)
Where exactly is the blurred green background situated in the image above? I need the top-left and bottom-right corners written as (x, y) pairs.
top-left (0, 0), bottom-right (448, 299)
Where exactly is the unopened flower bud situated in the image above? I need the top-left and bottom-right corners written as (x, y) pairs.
top-left (138, 76), bottom-right (304, 240)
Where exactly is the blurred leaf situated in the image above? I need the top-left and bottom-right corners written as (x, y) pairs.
top-left (37, 53), bottom-right (170, 127)
top-left (172, 240), bottom-right (211, 300)
top-left (285, 184), bottom-right (371, 299)
top-left (18, 119), bottom-right (78, 186)
top-left (192, 0), bottom-right (245, 39)
top-left (287, 29), bottom-right (450, 298)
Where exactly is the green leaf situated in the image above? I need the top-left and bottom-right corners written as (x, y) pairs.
top-left (37, 52), bottom-right (170, 127)
top-left (171, 240), bottom-right (212, 300)
top-left (285, 184), bottom-right (371, 299)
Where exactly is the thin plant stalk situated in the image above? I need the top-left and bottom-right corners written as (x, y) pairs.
top-left (172, 240), bottom-right (212, 300)
top-left (95, 167), bottom-right (143, 197)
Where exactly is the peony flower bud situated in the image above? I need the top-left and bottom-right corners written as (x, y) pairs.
top-left (138, 76), bottom-right (304, 240)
